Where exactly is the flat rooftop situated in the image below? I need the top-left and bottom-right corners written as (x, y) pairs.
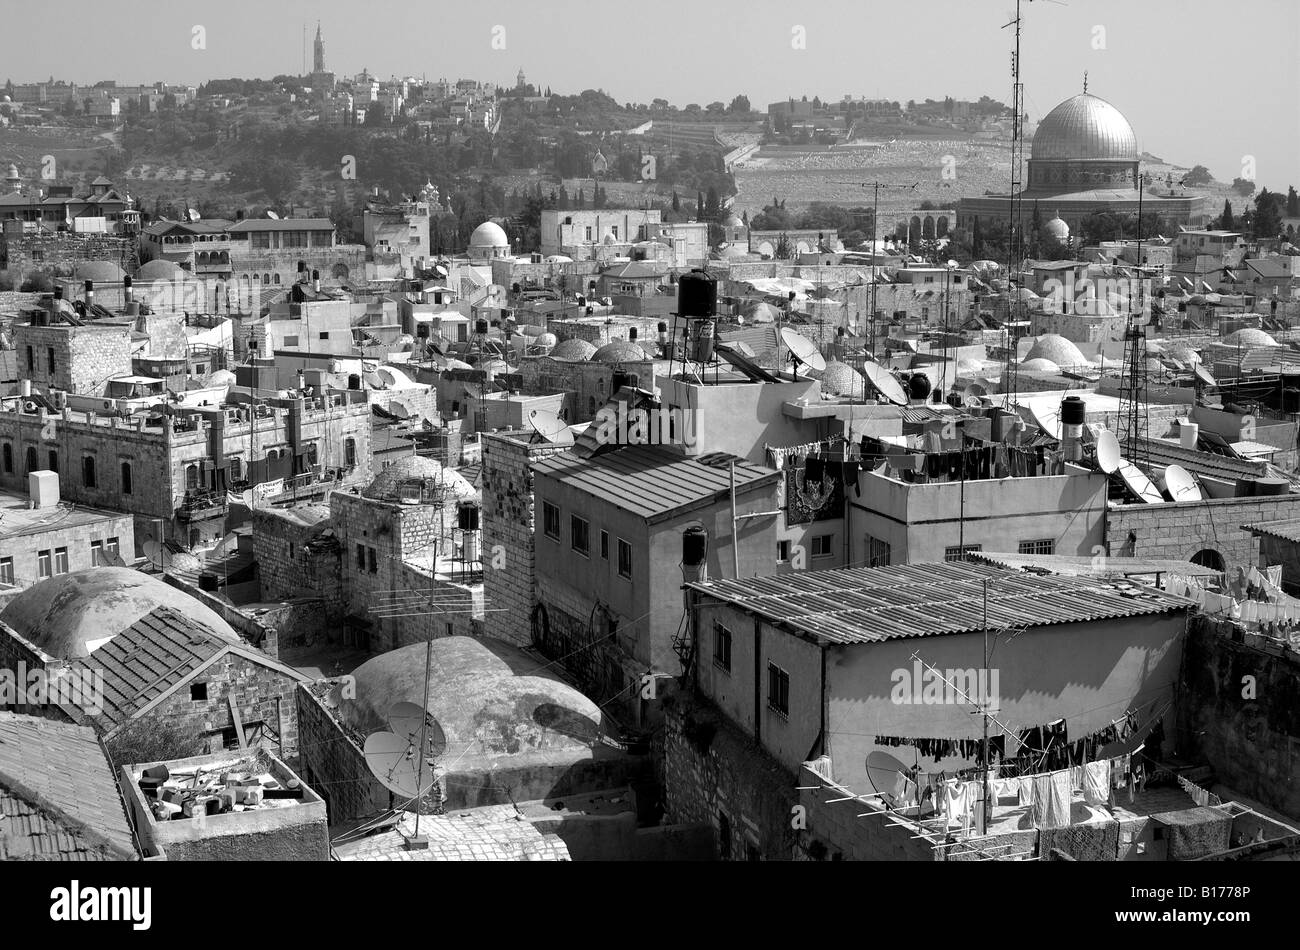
top-left (0, 489), bottom-right (125, 538)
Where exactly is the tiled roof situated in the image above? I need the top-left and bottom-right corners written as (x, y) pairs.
top-left (0, 712), bottom-right (136, 860)
top-left (688, 561), bottom-right (1187, 645)
top-left (533, 446), bottom-right (778, 523)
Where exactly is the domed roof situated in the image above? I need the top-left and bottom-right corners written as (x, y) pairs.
top-left (204, 369), bottom-right (237, 388)
top-left (0, 568), bottom-right (240, 660)
top-left (5, 163), bottom-right (18, 178)
top-left (1044, 214), bottom-right (1070, 240)
top-left (75, 260), bottom-right (125, 282)
top-left (549, 338), bottom-right (597, 361)
top-left (591, 340), bottom-right (649, 363)
top-left (818, 359), bottom-right (863, 397)
top-left (1025, 334), bottom-right (1088, 368)
top-left (135, 258), bottom-right (185, 281)
top-left (1019, 358), bottom-right (1061, 373)
top-left (535, 332), bottom-right (558, 348)
top-left (1031, 93), bottom-right (1137, 162)
top-left (362, 455), bottom-right (444, 501)
top-left (1222, 328), bottom-right (1276, 348)
top-left (722, 213), bottom-right (744, 228)
top-left (468, 220), bottom-right (509, 249)
top-left (338, 637), bottom-right (606, 762)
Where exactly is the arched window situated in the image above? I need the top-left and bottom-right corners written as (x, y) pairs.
top-left (1, 443), bottom-right (10, 474)
top-left (228, 456), bottom-right (242, 481)
top-left (185, 463), bottom-right (199, 489)
top-left (121, 461), bottom-right (133, 495)
top-left (25, 446), bottom-right (36, 474)
top-left (306, 443), bottom-right (319, 467)
top-left (83, 456), bottom-right (97, 488)
top-left (263, 273), bottom-right (271, 284)
top-left (47, 449), bottom-right (57, 473)
top-left (273, 273), bottom-right (281, 284)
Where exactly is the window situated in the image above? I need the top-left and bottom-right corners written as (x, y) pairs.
top-left (47, 347), bottom-right (56, 375)
top-left (120, 461), bottom-right (133, 494)
top-left (26, 345), bottom-right (33, 372)
top-left (367, 547), bottom-right (377, 574)
top-left (1, 443), bottom-right (10, 474)
top-left (283, 335), bottom-right (300, 347)
top-left (82, 456), bottom-right (97, 488)
top-left (617, 539), bottom-right (632, 579)
top-left (777, 540), bottom-right (791, 563)
top-left (600, 530), bottom-right (609, 559)
top-left (0, 557), bottom-right (12, 586)
top-left (190, 683), bottom-right (208, 701)
top-left (811, 534), bottom-right (833, 558)
top-left (54, 547), bottom-right (68, 575)
top-left (944, 544), bottom-right (982, 562)
top-left (220, 726), bottom-right (240, 749)
top-left (1018, 539), bottom-right (1055, 556)
top-left (542, 501), bottom-right (560, 541)
top-left (570, 515), bottom-right (589, 556)
top-left (345, 438), bottom-right (357, 468)
top-left (47, 450), bottom-right (57, 474)
top-left (319, 331), bottom-right (329, 340)
top-left (228, 456), bottom-right (242, 482)
top-left (768, 663), bottom-right (790, 716)
top-left (867, 535), bottom-right (891, 568)
top-left (37, 550), bottom-right (51, 579)
top-left (355, 543), bottom-right (366, 570)
top-left (105, 537), bottom-right (119, 560)
top-left (185, 464), bottom-right (199, 489)
top-left (90, 540), bottom-right (103, 566)
top-left (713, 622), bottom-right (732, 672)
top-left (585, 226), bottom-right (593, 241)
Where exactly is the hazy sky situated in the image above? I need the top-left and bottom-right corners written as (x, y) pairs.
top-left (3, 0), bottom-right (1297, 187)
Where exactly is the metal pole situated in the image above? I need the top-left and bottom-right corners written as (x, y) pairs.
top-left (980, 578), bottom-right (991, 836)
top-left (729, 459), bottom-right (741, 579)
top-left (411, 625), bottom-right (434, 845)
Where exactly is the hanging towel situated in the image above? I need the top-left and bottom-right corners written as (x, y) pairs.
top-left (1083, 761), bottom-right (1110, 806)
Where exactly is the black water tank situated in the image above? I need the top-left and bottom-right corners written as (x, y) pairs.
top-left (683, 526), bottom-right (708, 566)
top-left (474, 318), bottom-right (489, 335)
top-left (628, 327), bottom-right (638, 341)
top-left (678, 270), bottom-right (717, 317)
top-left (198, 573), bottom-right (219, 592)
top-left (907, 373), bottom-right (931, 400)
top-left (1060, 395), bottom-right (1087, 426)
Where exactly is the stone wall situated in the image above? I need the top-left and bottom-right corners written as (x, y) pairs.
top-left (793, 760), bottom-right (945, 861)
top-left (295, 683), bottom-right (399, 822)
top-left (1107, 493), bottom-right (1300, 574)
top-left (0, 510), bottom-right (134, 591)
top-left (1177, 617), bottom-right (1300, 819)
top-left (12, 323), bottom-right (132, 395)
top-left (0, 232), bottom-right (134, 273)
top-left (480, 432), bottom-right (569, 647)
top-left (658, 695), bottom-right (800, 860)
top-left (251, 507), bottom-right (343, 610)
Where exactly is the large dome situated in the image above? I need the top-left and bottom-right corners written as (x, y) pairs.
top-left (549, 338), bottom-right (597, 361)
top-left (1025, 334), bottom-right (1088, 368)
top-left (1031, 93), bottom-right (1137, 162)
top-left (338, 637), bottom-right (606, 761)
top-left (468, 221), bottom-right (509, 250)
top-left (591, 340), bottom-right (650, 363)
top-left (0, 568), bottom-right (240, 660)
top-left (75, 260), bottom-right (126, 283)
top-left (363, 455), bottom-right (444, 501)
top-left (1222, 328), bottom-right (1276, 349)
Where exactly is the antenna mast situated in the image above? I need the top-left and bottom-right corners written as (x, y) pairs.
top-left (1002, 0), bottom-right (1029, 402)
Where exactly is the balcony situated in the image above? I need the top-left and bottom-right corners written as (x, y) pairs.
top-left (177, 488), bottom-right (228, 522)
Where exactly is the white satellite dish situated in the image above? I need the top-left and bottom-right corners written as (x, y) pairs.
top-left (528, 408), bottom-right (574, 445)
top-left (865, 750), bottom-right (912, 808)
top-left (861, 360), bottom-right (908, 406)
top-left (1194, 365), bottom-right (1218, 388)
top-left (389, 401), bottom-right (411, 420)
top-left (434, 264), bottom-right (448, 278)
top-left (779, 327), bottom-right (827, 376)
top-left (1117, 460), bottom-right (1164, 504)
top-left (1095, 429), bottom-right (1120, 474)
top-left (363, 731), bottom-right (437, 799)
top-left (142, 539), bottom-right (171, 570)
top-left (1032, 404), bottom-right (1062, 440)
top-left (384, 702), bottom-right (446, 755)
top-left (266, 210), bottom-right (280, 220)
top-left (1162, 464), bottom-right (1202, 502)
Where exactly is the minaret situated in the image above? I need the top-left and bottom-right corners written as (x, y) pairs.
top-left (516, 68), bottom-right (526, 89)
top-left (313, 22), bottom-right (326, 74)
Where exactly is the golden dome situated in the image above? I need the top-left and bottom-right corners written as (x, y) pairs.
top-left (1031, 93), bottom-right (1137, 162)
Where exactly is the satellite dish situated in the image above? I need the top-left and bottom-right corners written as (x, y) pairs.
top-left (1117, 460), bottom-right (1164, 504)
top-left (186, 208), bottom-right (200, 222)
top-left (779, 327), bottom-right (827, 375)
top-left (861, 360), bottom-right (908, 406)
top-left (266, 210), bottom-right (280, 220)
top-left (143, 539), bottom-right (171, 570)
top-left (1095, 429), bottom-right (1120, 474)
top-left (1031, 404), bottom-right (1062, 440)
top-left (384, 702), bottom-right (447, 755)
top-left (434, 264), bottom-right (448, 278)
top-left (363, 731), bottom-right (436, 799)
top-left (528, 408), bottom-right (574, 445)
top-left (389, 401), bottom-right (411, 420)
top-left (1194, 365), bottom-right (1218, 388)
top-left (965, 382), bottom-right (988, 399)
top-left (1162, 464), bottom-right (1202, 502)
top-left (865, 750), bottom-right (911, 806)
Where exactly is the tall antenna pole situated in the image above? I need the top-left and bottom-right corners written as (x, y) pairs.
top-left (980, 579), bottom-right (991, 836)
top-left (1003, 0), bottom-right (1029, 403)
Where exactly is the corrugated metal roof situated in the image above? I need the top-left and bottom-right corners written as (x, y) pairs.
top-left (1243, 518), bottom-right (1300, 543)
top-left (688, 562), bottom-right (1187, 645)
top-left (0, 712), bottom-right (136, 860)
top-left (533, 445), bottom-right (778, 522)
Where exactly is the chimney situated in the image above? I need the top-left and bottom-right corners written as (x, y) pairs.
top-left (312, 269), bottom-right (320, 292)
top-left (84, 280), bottom-right (94, 309)
top-left (20, 379), bottom-right (31, 397)
top-left (123, 275), bottom-right (133, 303)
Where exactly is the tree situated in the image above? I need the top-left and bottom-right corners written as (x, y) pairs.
top-left (1288, 186), bottom-right (1300, 217)
top-left (1253, 188), bottom-right (1284, 239)
top-left (1183, 165), bottom-right (1213, 186)
top-left (1221, 199), bottom-right (1234, 232)
top-left (971, 216), bottom-right (982, 257)
top-left (728, 94), bottom-right (751, 114)
top-left (774, 233), bottom-right (793, 258)
top-left (672, 190), bottom-right (680, 213)
top-left (1232, 177), bottom-right (1257, 198)
top-left (705, 101), bottom-right (725, 114)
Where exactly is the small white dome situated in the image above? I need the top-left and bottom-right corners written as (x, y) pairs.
top-left (1019, 357), bottom-right (1062, 373)
top-left (1222, 328), bottom-right (1276, 348)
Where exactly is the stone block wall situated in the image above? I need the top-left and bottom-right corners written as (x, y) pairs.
top-left (1108, 493), bottom-right (1300, 574)
top-left (12, 323), bottom-right (132, 395)
top-left (295, 683), bottom-right (400, 822)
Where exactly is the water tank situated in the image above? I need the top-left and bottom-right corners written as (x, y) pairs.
top-left (682, 526), bottom-right (708, 566)
top-left (678, 270), bottom-right (717, 317)
top-left (1060, 395), bottom-right (1087, 426)
top-left (1180, 422), bottom-right (1199, 450)
top-left (1255, 478), bottom-right (1288, 497)
top-left (198, 572), bottom-right (220, 592)
top-left (691, 320), bottom-right (716, 362)
top-left (463, 532), bottom-right (480, 562)
top-left (474, 318), bottom-right (489, 335)
top-left (907, 373), bottom-right (931, 400)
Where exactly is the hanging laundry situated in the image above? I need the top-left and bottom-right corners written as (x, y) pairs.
top-left (1083, 760), bottom-right (1110, 806)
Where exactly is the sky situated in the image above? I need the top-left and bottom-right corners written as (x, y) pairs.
top-left (2, 0), bottom-right (1297, 188)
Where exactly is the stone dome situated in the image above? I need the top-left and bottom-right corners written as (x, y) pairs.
top-left (362, 455), bottom-right (444, 501)
top-left (535, 332), bottom-right (558, 349)
top-left (1019, 358), bottom-right (1062, 374)
top-left (1025, 334), bottom-right (1088, 368)
top-left (135, 259), bottom-right (185, 281)
top-left (338, 637), bottom-right (606, 763)
top-left (818, 359), bottom-right (863, 397)
top-left (721, 213), bottom-right (745, 228)
top-left (75, 260), bottom-right (125, 283)
top-left (1044, 214), bottom-right (1070, 241)
top-left (204, 369), bottom-right (237, 388)
top-left (549, 338), bottom-right (597, 361)
top-left (468, 221), bottom-right (510, 259)
top-left (1031, 93), bottom-right (1138, 162)
top-left (0, 568), bottom-right (240, 660)
top-left (1222, 328), bottom-right (1276, 348)
top-left (591, 340), bottom-right (649, 363)
top-left (5, 163), bottom-right (19, 179)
